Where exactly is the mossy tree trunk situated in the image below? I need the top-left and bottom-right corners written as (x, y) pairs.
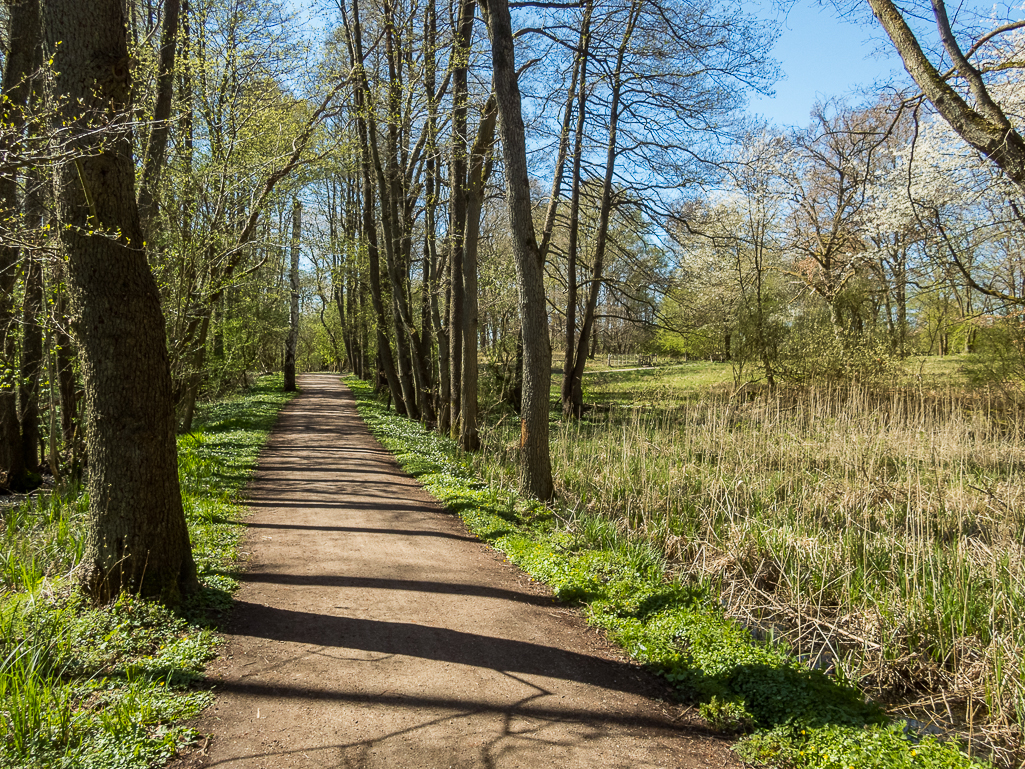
top-left (41, 0), bottom-right (198, 605)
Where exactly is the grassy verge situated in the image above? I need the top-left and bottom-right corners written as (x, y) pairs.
top-left (347, 375), bottom-right (990, 769)
top-left (0, 375), bottom-right (293, 768)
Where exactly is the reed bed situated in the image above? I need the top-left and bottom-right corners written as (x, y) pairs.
top-left (479, 382), bottom-right (1025, 766)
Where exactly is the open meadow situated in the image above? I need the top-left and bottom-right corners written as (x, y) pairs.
top-left (477, 357), bottom-right (1025, 765)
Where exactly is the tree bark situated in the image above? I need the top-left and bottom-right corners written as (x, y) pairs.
top-left (537, 2), bottom-right (587, 263)
top-left (459, 95), bottom-right (497, 451)
top-left (284, 198), bottom-right (301, 391)
top-left (42, 0), bottom-right (198, 605)
top-left (448, 0), bottom-right (475, 436)
top-left (481, 0), bottom-right (553, 500)
top-left (435, 253), bottom-right (451, 432)
top-left (137, 0), bottom-right (180, 236)
top-left (561, 14), bottom-right (591, 419)
top-left (53, 267), bottom-right (78, 454)
top-left (423, 0), bottom-right (446, 423)
top-left (567, 0), bottom-right (640, 419)
top-left (0, 0), bottom-right (39, 490)
top-left (19, 178), bottom-right (44, 472)
top-left (341, 0), bottom-right (409, 416)
top-left (867, 0), bottom-right (1025, 192)
top-left (361, 158), bottom-right (405, 412)
top-left (376, 1), bottom-right (429, 421)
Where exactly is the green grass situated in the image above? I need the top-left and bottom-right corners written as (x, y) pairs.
top-left (0, 375), bottom-right (293, 768)
top-left (563, 354), bottom-right (975, 409)
top-left (576, 359), bottom-right (734, 405)
top-left (346, 375), bottom-right (990, 769)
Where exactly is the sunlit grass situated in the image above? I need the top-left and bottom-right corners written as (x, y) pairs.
top-left (549, 358), bottom-right (734, 405)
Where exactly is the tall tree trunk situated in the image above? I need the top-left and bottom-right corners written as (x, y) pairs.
top-left (567, 0), bottom-right (640, 418)
top-left (423, 0), bottom-right (441, 417)
top-left (358, 265), bottom-right (370, 379)
top-left (284, 198), bottom-right (301, 391)
top-left (19, 11), bottom-right (45, 477)
top-left (342, 0), bottom-right (408, 415)
top-left (504, 328), bottom-right (523, 411)
top-left (448, 236), bottom-right (463, 433)
top-left (481, 0), bottom-right (553, 500)
top-left (351, 0), bottom-right (435, 422)
top-left (436, 263), bottom-right (451, 431)
top-left (448, 0), bottom-right (475, 435)
top-left (342, 177), bottom-right (363, 375)
top-left (459, 95), bottom-right (497, 451)
top-left (537, 2), bottom-right (587, 263)
top-left (344, 0), bottom-right (407, 410)
top-left (137, 0), bottom-right (180, 236)
top-left (0, 0), bottom-right (39, 490)
top-left (54, 269), bottom-right (78, 454)
top-left (371, 2), bottom-right (426, 421)
top-left (42, 0), bottom-right (198, 604)
top-left (561, 13), bottom-right (591, 419)
top-left (19, 174), bottom-right (44, 472)
top-left (360, 139), bottom-right (404, 412)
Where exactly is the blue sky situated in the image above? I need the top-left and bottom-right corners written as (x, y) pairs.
top-left (747, 0), bottom-right (907, 127)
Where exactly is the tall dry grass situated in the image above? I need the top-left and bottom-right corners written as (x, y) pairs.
top-left (479, 383), bottom-right (1025, 765)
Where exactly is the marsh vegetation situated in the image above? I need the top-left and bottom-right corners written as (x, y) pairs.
top-left (469, 360), bottom-right (1025, 766)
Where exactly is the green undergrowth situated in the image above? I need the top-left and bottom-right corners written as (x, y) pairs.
top-left (346, 376), bottom-right (990, 769)
top-left (0, 375), bottom-right (293, 768)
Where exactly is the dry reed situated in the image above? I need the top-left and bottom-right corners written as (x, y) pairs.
top-left (479, 382), bottom-right (1025, 766)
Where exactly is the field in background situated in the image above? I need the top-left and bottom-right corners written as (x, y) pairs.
top-left (485, 355), bottom-right (1023, 766)
top-left (570, 354), bottom-right (975, 404)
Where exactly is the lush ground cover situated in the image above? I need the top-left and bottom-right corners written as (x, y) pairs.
top-left (348, 375), bottom-right (992, 769)
top-left (0, 375), bottom-right (292, 768)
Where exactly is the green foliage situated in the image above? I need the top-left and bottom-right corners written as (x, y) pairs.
top-left (298, 312), bottom-right (345, 373)
top-left (0, 488), bottom-right (89, 592)
top-left (699, 695), bottom-right (755, 733)
top-left (203, 300), bottom-right (290, 397)
top-left (0, 375), bottom-right (293, 768)
top-left (738, 721), bottom-right (982, 769)
top-left (347, 375), bottom-right (991, 769)
top-left (776, 312), bottom-right (898, 383)
top-left (963, 318), bottom-right (1025, 397)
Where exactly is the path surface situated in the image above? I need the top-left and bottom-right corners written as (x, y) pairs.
top-left (173, 374), bottom-right (738, 769)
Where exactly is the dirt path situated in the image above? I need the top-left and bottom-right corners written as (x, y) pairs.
top-left (174, 373), bottom-right (738, 769)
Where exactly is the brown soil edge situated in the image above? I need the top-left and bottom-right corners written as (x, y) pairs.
top-left (168, 373), bottom-right (741, 768)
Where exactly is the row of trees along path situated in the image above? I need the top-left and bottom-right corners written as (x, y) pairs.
top-left (172, 374), bottom-right (737, 768)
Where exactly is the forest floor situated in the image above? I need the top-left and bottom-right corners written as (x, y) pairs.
top-left (169, 373), bottom-right (738, 769)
